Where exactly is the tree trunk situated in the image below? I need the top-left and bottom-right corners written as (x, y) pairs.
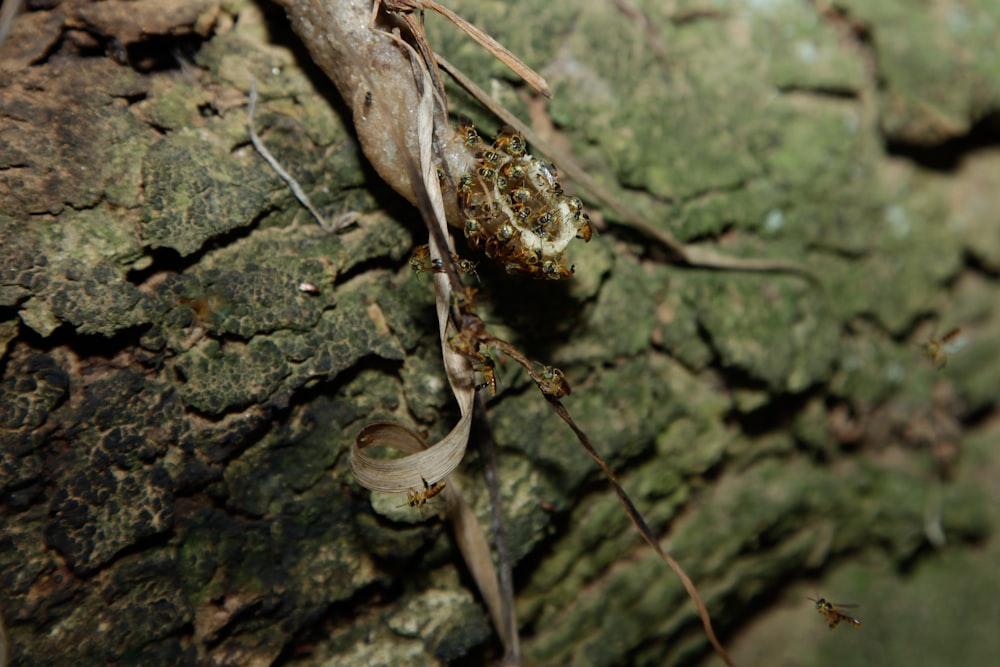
top-left (1, 1), bottom-right (998, 666)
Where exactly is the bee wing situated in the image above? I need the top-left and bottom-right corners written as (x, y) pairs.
top-left (942, 337), bottom-right (967, 354)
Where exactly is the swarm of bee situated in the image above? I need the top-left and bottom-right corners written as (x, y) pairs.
top-left (449, 123), bottom-right (593, 280)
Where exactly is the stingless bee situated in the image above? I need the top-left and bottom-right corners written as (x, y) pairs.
top-left (474, 354), bottom-right (499, 396)
top-left (397, 477), bottom-right (447, 509)
top-left (919, 327), bottom-right (965, 369)
top-left (808, 597), bottom-right (862, 630)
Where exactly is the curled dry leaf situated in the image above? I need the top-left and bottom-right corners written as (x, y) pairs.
top-left (273, 0), bottom-right (518, 650)
top-left (352, 420), bottom-right (508, 651)
top-left (352, 418), bottom-right (471, 495)
top-left (297, 3), bottom-right (514, 648)
top-left (275, 1), bottom-right (735, 664)
top-left (278, 0), bottom-right (590, 487)
top-left (275, 0), bottom-right (586, 281)
top-left (272, 0), bottom-right (472, 491)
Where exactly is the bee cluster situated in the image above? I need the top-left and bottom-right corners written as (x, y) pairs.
top-left (451, 124), bottom-right (592, 280)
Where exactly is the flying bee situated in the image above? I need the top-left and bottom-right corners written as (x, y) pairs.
top-left (397, 477), bottom-right (446, 508)
top-left (808, 597), bottom-right (861, 630)
top-left (475, 354), bottom-right (499, 396)
top-left (919, 327), bottom-right (966, 369)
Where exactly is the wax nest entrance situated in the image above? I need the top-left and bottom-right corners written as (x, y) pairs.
top-left (449, 123), bottom-right (593, 280)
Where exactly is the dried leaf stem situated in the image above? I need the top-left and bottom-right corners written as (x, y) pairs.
top-left (379, 0), bottom-right (550, 98)
top-left (542, 397), bottom-right (735, 667)
top-left (472, 393), bottom-right (521, 665)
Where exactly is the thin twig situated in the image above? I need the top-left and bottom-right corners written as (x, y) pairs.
top-left (543, 396), bottom-right (736, 667)
top-left (473, 394), bottom-right (521, 666)
top-left (382, 0), bottom-right (550, 97)
top-left (247, 80), bottom-right (343, 232)
top-left (423, 0), bottom-right (550, 98)
top-left (461, 328), bottom-right (736, 667)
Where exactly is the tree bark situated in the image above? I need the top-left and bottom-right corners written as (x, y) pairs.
top-left (1, 1), bottom-right (999, 666)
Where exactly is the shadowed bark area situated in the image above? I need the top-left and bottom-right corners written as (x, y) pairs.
top-left (1, 1), bottom-right (998, 666)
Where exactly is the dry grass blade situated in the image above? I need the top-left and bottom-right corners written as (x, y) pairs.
top-left (348, 14), bottom-right (478, 495)
top-left (441, 476), bottom-right (510, 654)
top-left (351, 420), bottom-right (508, 647)
top-left (237, 0), bottom-right (523, 659)
top-left (0, 0), bottom-right (23, 52)
top-left (472, 394), bottom-right (521, 664)
top-left (381, 0), bottom-right (550, 97)
top-left (355, 21), bottom-right (520, 661)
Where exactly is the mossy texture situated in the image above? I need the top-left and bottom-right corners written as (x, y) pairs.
top-left (1, 1), bottom-right (998, 666)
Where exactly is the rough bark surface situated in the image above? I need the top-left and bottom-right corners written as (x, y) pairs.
top-left (1, 1), bottom-right (998, 666)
